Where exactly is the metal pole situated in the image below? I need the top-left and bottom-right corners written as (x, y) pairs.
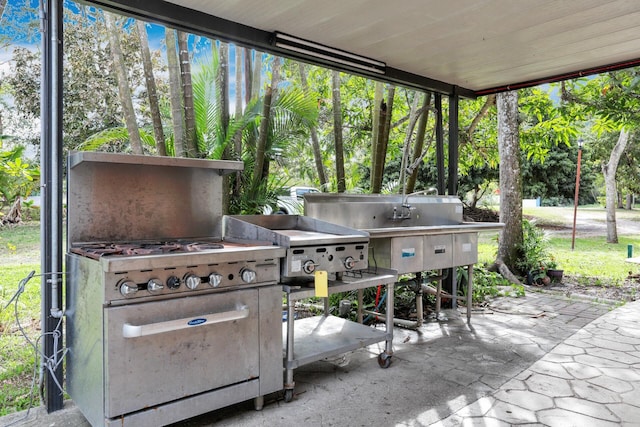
top-left (40, 0), bottom-right (64, 412)
top-left (435, 93), bottom-right (444, 195)
top-left (571, 139), bottom-right (584, 250)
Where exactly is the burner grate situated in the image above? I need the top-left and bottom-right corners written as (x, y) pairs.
top-left (71, 240), bottom-right (225, 259)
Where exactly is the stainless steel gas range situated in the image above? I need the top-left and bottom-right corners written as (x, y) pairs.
top-left (65, 152), bottom-right (285, 427)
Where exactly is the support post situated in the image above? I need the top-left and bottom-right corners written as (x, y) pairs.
top-left (435, 93), bottom-right (445, 195)
top-left (40, 0), bottom-right (65, 412)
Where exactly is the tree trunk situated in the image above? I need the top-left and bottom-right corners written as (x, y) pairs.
top-left (626, 194), bottom-right (633, 210)
top-left (406, 92), bottom-right (432, 194)
top-left (495, 91), bottom-right (523, 271)
top-left (233, 45), bottom-right (244, 159)
top-left (371, 86), bottom-right (395, 193)
top-left (370, 81), bottom-right (384, 188)
top-left (299, 62), bottom-right (328, 188)
top-left (178, 31), bottom-right (197, 157)
top-left (105, 12), bottom-right (143, 155)
top-left (465, 94), bottom-right (496, 141)
top-left (136, 20), bottom-right (166, 156)
top-left (165, 28), bottom-right (185, 157)
top-left (218, 42), bottom-right (230, 140)
top-left (251, 50), bottom-right (262, 101)
top-left (371, 99), bottom-right (387, 193)
top-left (399, 93), bottom-right (422, 194)
top-left (332, 70), bottom-right (346, 193)
top-left (253, 57), bottom-right (281, 183)
top-left (244, 48), bottom-right (252, 106)
top-left (603, 129), bottom-right (630, 243)
top-left (4, 197), bottom-right (22, 224)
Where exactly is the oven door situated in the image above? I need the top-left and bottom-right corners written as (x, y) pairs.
top-left (104, 288), bottom-right (259, 418)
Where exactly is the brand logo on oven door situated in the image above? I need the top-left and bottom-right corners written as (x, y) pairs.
top-left (188, 318), bottom-right (207, 326)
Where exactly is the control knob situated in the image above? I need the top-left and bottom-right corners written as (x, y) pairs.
top-left (208, 272), bottom-right (223, 288)
top-left (166, 276), bottom-right (181, 290)
top-left (147, 278), bottom-right (164, 294)
top-left (302, 260), bottom-right (316, 274)
top-left (240, 268), bottom-right (256, 283)
top-left (119, 280), bottom-right (139, 297)
top-left (343, 256), bottom-right (356, 270)
top-left (184, 273), bottom-right (201, 290)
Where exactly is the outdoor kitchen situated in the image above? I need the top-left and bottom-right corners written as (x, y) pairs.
top-left (3, 0), bottom-right (638, 425)
top-left (64, 152), bottom-right (400, 426)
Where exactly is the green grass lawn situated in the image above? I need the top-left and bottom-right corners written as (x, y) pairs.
top-left (1, 224), bottom-right (42, 417)
top-left (478, 205), bottom-right (640, 285)
top-left (478, 232), bottom-right (640, 286)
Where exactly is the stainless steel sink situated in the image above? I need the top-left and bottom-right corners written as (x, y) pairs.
top-left (304, 193), bottom-right (464, 229)
top-left (304, 193), bottom-right (503, 274)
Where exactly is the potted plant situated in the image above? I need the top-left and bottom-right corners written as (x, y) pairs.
top-left (545, 258), bottom-right (564, 283)
top-left (529, 262), bottom-right (551, 286)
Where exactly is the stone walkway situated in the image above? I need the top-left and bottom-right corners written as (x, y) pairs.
top-left (2, 292), bottom-right (639, 427)
top-left (437, 295), bottom-right (640, 426)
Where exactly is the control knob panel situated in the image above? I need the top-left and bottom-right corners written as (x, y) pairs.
top-left (240, 268), bottom-right (256, 283)
top-left (119, 280), bottom-right (139, 297)
top-left (208, 272), bottom-right (223, 288)
top-left (147, 278), bottom-right (164, 294)
top-left (184, 273), bottom-right (201, 290)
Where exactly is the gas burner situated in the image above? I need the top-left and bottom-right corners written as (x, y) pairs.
top-left (71, 240), bottom-right (225, 259)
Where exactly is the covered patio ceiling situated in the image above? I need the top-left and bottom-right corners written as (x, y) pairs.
top-left (87, 0), bottom-right (640, 97)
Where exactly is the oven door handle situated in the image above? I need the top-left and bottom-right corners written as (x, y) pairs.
top-left (122, 305), bottom-right (249, 338)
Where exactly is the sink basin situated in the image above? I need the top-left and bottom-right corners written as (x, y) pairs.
top-left (304, 193), bottom-right (464, 230)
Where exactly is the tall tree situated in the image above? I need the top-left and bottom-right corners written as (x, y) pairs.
top-left (253, 57), bottom-right (281, 182)
top-left (136, 20), bottom-right (166, 156)
top-left (165, 28), bottom-right (185, 156)
top-left (406, 92), bottom-right (432, 194)
top-left (371, 86), bottom-right (395, 193)
top-left (251, 50), bottom-right (262, 101)
top-left (243, 48), bottom-right (253, 105)
top-left (562, 69), bottom-right (640, 242)
top-left (332, 70), bottom-right (346, 193)
top-left (299, 62), bottom-right (328, 188)
top-left (104, 12), bottom-right (143, 155)
top-left (178, 30), bottom-right (197, 156)
top-left (370, 81), bottom-right (384, 188)
top-left (218, 42), bottom-right (230, 140)
top-left (603, 129), bottom-right (630, 243)
top-left (495, 91), bottom-right (523, 280)
top-left (0, 0), bottom-right (6, 23)
top-left (398, 93), bottom-right (422, 195)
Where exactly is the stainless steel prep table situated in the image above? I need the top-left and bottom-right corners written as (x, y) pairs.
top-left (282, 268), bottom-right (398, 402)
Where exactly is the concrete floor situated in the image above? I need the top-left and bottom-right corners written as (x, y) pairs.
top-left (2, 292), bottom-right (639, 427)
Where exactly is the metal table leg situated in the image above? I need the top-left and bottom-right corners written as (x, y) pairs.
top-left (377, 280), bottom-right (394, 368)
top-left (284, 291), bottom-right (295, 402)
top-left (466, 263), bottom-right (473, 323)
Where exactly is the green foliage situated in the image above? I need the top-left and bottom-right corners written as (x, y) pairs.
top-left (0, 145), bottom-right (39, 209)
top-left (0, 263), bottom-right (40, 417)
top-left (521, 139), bottom-right (597, 205)
top-left (514, 219), bottom-right (555, 278)
top-left (459, 266), bottom-right (521, 304)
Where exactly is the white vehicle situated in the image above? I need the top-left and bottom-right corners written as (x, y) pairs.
top-left (266, 186), bottom-right (321, 214)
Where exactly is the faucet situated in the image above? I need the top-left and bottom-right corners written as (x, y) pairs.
top-left (391, 188), bottom-right (437, 221)
top-left (390, 202), bottom-right (415, 220)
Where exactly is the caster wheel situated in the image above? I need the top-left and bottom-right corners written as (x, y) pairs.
top-left (284, 389), bottom-right (294, 402)
top-left (377, 353), bottom-right (392, 369)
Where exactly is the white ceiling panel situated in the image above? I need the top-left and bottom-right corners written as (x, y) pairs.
top-left (98, 0), bottom-right (640, 95)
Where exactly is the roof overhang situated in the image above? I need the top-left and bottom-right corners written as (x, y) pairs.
top-left (82, 0), bottom-right (640, 98)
